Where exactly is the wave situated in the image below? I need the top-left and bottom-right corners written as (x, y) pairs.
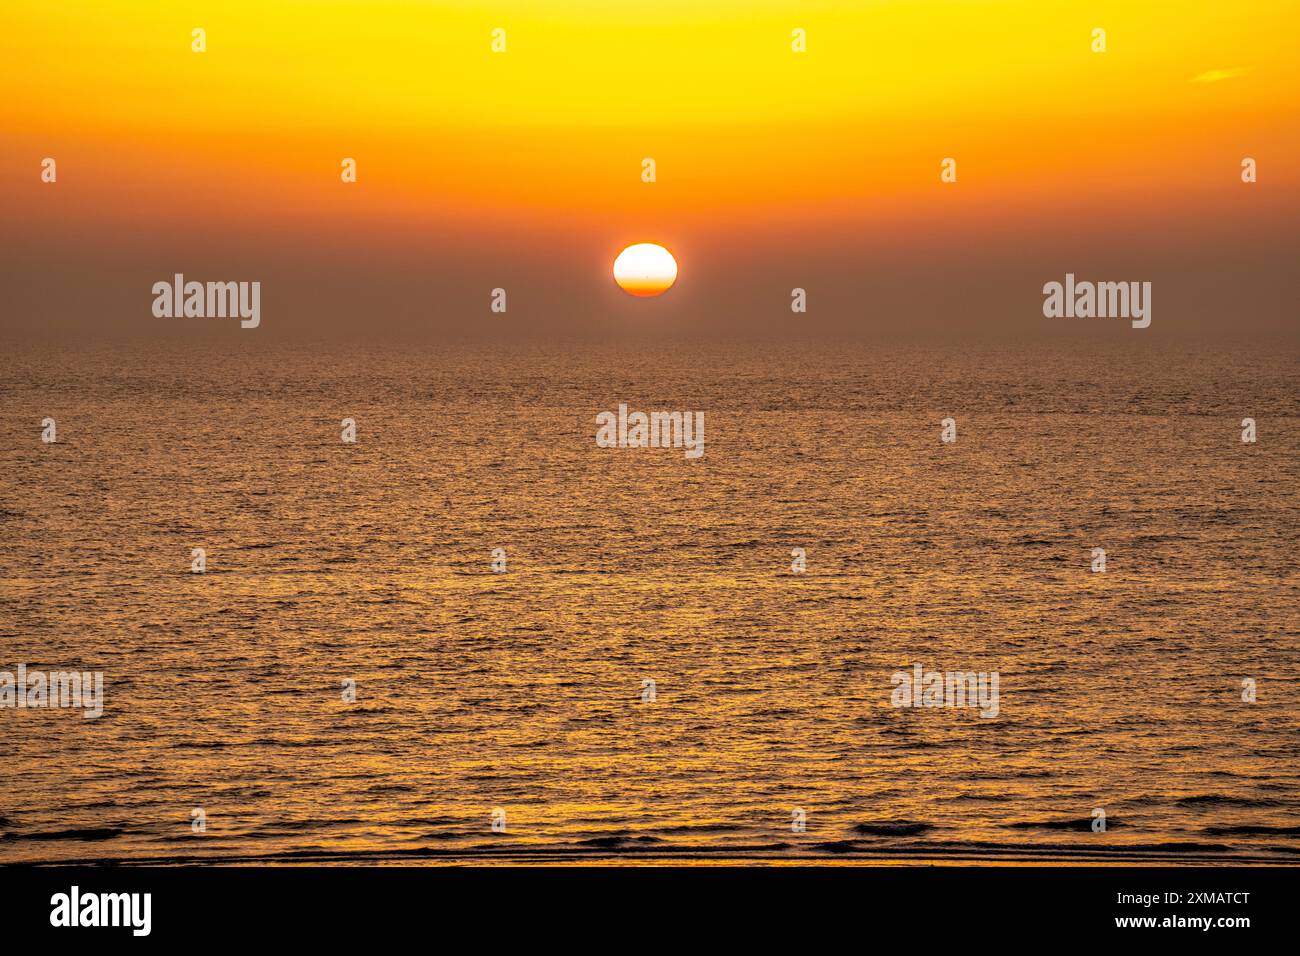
top-left (1174, 794), bottom-right (1288, 809)
top-left (1003, 818), bottom-right (1123, 832)
top-left (17, 836), bottom-right (1289, 867)
top-left (851, 822), bottom-right (934, 836)
top-left (2, 826), bottom-right (125, 842)
top-left (576, 835), bottom-right (665, 848)
top-left (1204, 824), bottom-right (1300, 836)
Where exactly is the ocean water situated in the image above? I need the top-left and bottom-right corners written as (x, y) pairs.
top-left (1, 340), bottom-right (1297, 865)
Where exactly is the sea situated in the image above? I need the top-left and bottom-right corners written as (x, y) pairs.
top-left (1, 339), bottom-right (1297, 864)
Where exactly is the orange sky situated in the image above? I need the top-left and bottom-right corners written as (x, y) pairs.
top-left (2, 1), bottom-right (1297, 340)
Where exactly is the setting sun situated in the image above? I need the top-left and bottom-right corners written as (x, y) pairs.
top-left (613, 243), bottom-right (678, 297)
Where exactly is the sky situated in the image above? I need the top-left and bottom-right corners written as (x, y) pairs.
top-left (2, 1), bottom-right (1297, 341)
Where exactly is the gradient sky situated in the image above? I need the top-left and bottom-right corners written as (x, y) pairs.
top-left (3, 1), bottom-right (1297, 340)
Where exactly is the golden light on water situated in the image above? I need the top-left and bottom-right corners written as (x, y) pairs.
top-left (613, 243), bottom-right (678, 297)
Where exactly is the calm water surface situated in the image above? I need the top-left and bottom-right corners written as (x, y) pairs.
top-left (1, 341), bottom-right (1297, 864)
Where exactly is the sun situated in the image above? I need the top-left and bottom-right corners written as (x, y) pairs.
top-left (613, 243), bottom-right (678, 297)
